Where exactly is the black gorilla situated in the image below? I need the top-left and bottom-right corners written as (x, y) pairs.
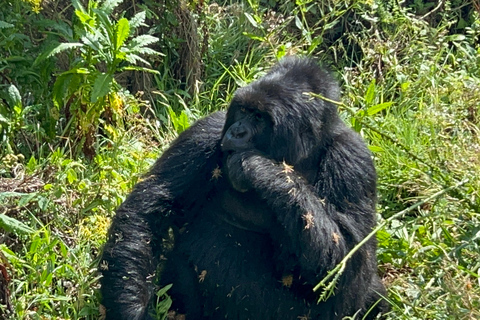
top-left (100, 57), bottom-right (388, 320)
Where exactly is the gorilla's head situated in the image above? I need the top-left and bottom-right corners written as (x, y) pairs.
top-left (221, 57), bottom-right (341, 167)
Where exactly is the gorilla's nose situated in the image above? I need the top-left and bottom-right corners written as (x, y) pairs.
top-left (221, 121), bottom-right (253, 152)
top-left (229, 123), bottom-right (247, 139)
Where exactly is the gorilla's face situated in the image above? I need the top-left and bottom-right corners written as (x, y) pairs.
top-left (220, 101), bottom-right (273, 155)
top-left (220, 84), bottom-right (320, 167)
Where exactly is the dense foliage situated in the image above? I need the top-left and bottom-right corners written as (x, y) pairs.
top-left (0, 0), bottom-right (479, 319)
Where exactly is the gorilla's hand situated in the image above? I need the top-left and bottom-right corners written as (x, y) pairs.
top-left (225, 151), bottom-right (258, 193)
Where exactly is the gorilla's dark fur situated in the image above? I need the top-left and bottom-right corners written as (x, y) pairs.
top-left (100, 57), bottom-right (389, 320)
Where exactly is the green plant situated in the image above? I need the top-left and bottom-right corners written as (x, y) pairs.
top-left (0, 84), bottom-right (24, 153)
top-left (37, 0), bottom-right (162, 158)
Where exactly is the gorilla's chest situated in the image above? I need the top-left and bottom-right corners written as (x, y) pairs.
top-left (211, 186), bottom-right (275, 233)
top-left (176, 206), bottom-right (277, 286)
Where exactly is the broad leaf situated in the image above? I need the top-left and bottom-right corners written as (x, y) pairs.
top-left (129, 11), bottom-right (146, 32)
top-left (367, 102), bottom-right (393, 116)
top-left (115, 18), bottom-right (130, 50)
top-left (129, 34), bottom-right (159, 49)
top-left (365, 79), bottom-right (376, 105)
top-left (0, 213), bottom-right (34, 235)
top-left (125, 53), bottom-right (150, 66)
top-left (52, 72), bottom-right (83, 108)
top-left (34, 42), bottom-right (83, 66)
top-left (368, 145), bottom-right (384, 153)
top-left (0, 20), bottom-right (14, 29)
top-left (126, 46), bottom-right (161, 56)
top-left (81, 35), bottom-right (101, 52)
top-left (6, 85), bottom-right (22, 110)
top-left (75, 10), bottom-right (94, 28)
top-left (91, 73), bottom-right (113, 103)
top-left (71, 0), bottom-right (86, 13)
top-left (101, 0), bottom-right (124, 15)
top-left (244, 12), bottom-right (259, 28)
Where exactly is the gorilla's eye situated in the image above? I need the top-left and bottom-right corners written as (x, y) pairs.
top-left (254, 113), bottom-right (264, 121)
top-left (240, 107), bottom-right (247, 113)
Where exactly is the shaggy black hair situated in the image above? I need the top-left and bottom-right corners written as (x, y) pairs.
top-left (100, 56), bottom-right (389, 320)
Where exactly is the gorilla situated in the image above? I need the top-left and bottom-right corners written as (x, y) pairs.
top-left (99, 56), bottom-right (389, 320)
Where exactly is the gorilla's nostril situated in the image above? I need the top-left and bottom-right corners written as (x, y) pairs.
top-left (234, 131), bottom-right (247, 139)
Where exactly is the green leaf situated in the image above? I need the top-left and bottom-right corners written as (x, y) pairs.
top-left (58, 68), bottom-right (90, 75)
top-left (115, 50), bottom-right (127, 61)
top-left (447, 34), bottom-right (466, 42)
top-left (0, 213), bottom-right (34, 235)
top-left (156, 284), bottom-right (172, 297)
top-left (92, 8), bottom-right (114, 35)
top-left (101, 0), bottom-right (124, 14)
top-left (34, 42), bottom-right (83, 66)
top-left (0, 192), bottom-right (24, 201)
top-left (364, 79), bottom-right (375, 105)
top-left (27, 156), bottom-right (37, 172)
top-left (91, 73), bottom-right (113, 103)
top-left (52, 72), bottom-right (83, 108)
top-left (366, 102), bottom-right (393, 116)
top-left (244, 12), bottom-right (258, 28)
top-left (167, 107), bottom-right (190, 134)
top-left (368, 145), bottom-right (384, 153)
top-left (129, 11), bottom-right (146, 32)
top-left (120, 66), bottom-right (160, 74)
top-left (155, 284), bottom-right (173, 315)
top-left (18, 193), bottom-right (37, 207)
top-left (276, 45), bottom-right (286, 60)
top-left (125, 53), bottom-right (150, 66)
top-left (126, 46), bottom-right (161, 56)
top-left (66, 168), bottom-right (78, 184)
top-left (129, 34), bottom-right (159, 49)
top-left (0, 114), bottom-right (8, 124)
top-left (177, 112), bottom-right (190, 133)
top-left (75, 10), bottom-right (94, 28)
top-left (81, 35), bottom-right (102, 52)
top-left (6, 85), bottom-right (22, 110)
top-left (295, 15), bottom-right (305, 33)
top-left (71, 0), bottom-right (86, 13)
top-left (242, 32), bottom-right (265, 42)
top-left (115, 18), bottom-right (130, 50)
top-left (0, 20), bottom-right (14, 29)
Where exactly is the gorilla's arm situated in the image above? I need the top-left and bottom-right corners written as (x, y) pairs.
top-left (100, 112), bottom-right (225, 320)
top-left (226, 129), bottom-right (377, 284)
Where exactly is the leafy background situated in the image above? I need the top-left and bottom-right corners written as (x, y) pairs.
top-left (0, 0), bottom-right (479, 319)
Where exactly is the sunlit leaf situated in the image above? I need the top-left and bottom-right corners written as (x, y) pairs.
top-left (101, 0), bottom-right (124, 14)
top-left (75, 10), bottom-right (94, 27)
top-left (367, 102), bottom-right (393, 116)
top-left (6, 84), bottom-right (22, 110)
top-left (129, 34), bottom-right (159, 49)
top-left (115, 18), bottom-right (130, 50)
top-left (365, 79), bottom-right (375, 105)
top-left (244, 12), bottom-right (258, 28)
top-left (0, 213), bottom-right (34, 235)
top-left (34, 42), bottom-right (83, 66)
top-left (91, 73), bottom-right (113, 103)
top-left (129, 11), bottom-right (146, 31)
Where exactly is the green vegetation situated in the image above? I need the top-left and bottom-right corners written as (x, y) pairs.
top-left (1, 0), bottom-right (479, 319)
